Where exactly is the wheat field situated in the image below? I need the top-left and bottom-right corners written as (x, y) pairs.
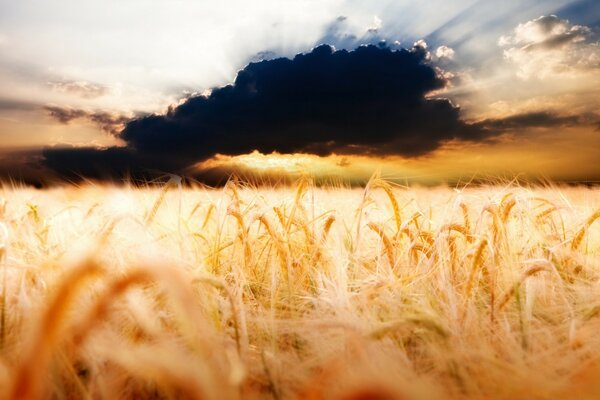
top-left (1, 178), bottom-right (600, 399)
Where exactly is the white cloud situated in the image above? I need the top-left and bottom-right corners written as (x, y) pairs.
top-left (413, 39), bottom-right (428, 49)
top-left (435, 45), bottom-right (455, 59)
top-left (412, 39), bottom-right (432, 61)
top-left (499, 15), bottom-right (599, 79)
top-left (367, 16), bottom-right (383, 33)
top-left (48, 80), bottom-right (108, 99)
top-left (0, 0), bottom-right (341, 113)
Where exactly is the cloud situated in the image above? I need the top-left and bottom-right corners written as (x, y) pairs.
top-left (117, 44), bottom-right (486, 160)
top-left (0, 98), bottom-right (39, 111)
top-left (499, 15), bottom-right (600, 79)
top-left (41, 146), bottom-right (156, 181)
top-left (44, 106), bottom-right (87, 123)
top-left (472, 111), bottom-right (583, 131)
top-left (317, 15), bottom-right (403, 52)
top-left (435, 45), bottom-right (455, 60)
top-left (47, 80), bottom-right (109, 99)
top-left (250, 51), bottom-right (278, 62)
top-left (0, 148), bottom-right (52, 187)
top-left (44, 106), bottom-right (131, 136)
top-left (367, 16), bottom-right (383, 33)
top-left (40, 44), bottom-right (593, 182)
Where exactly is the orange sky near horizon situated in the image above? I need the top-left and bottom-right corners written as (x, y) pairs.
top-left (193, 125), bottom-right (600, 184)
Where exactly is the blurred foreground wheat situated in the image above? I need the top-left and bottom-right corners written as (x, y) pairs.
top-left (1, 178), bottom-right (600, 399)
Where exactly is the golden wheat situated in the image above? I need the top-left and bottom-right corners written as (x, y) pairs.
top-left (0, 181), bottom-right (598, 399)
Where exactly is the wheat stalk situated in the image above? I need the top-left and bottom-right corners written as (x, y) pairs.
top-left (367, 222), bottom-right (395, 268)
top-left (201, 203), bottom-right (215, 230)
top-left (227, 207), bottom-right (252, 266)
top-left (372, 180), bottom-right (402, 233)
top-left (459, 202), bottom-right (471, 233)
top-left (501, 197), bottom-right (516, 223)
top-left (145, 178), bottom-right (176, 225)
top-left (9, 260), bottom-right (104, 400)
top-left (495, 264), bottom-right (549, 312)
top-left (536, 206), bottom-right (559, 222)
top-left (442, 223), bottom-right (473, 243)
top-left (571, 209), bottom-right (600, 251)
top-left (464, 238), bottom-right (488, 299)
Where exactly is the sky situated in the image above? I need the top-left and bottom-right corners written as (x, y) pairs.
top-left (0, 0), bottom-right (599, 185)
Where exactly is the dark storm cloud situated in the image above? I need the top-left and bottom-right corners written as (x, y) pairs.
top-left (473, 112), bottom-right (582, 131)
top-left (39, 144), bottom-right (198, 184)
top-left (118, 44), bottom-right (480, 160)
top-left (42, 147), bottom-right (148, 181)
top-left (44, 106), bottom-right (131, 136)
top-left (37, 44), bottom-right (593, 183)
top-left (0, 147), bottom-right (52, 187)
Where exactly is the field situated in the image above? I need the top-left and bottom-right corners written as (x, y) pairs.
top-left (1, 178), bottom-right (600, 399)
